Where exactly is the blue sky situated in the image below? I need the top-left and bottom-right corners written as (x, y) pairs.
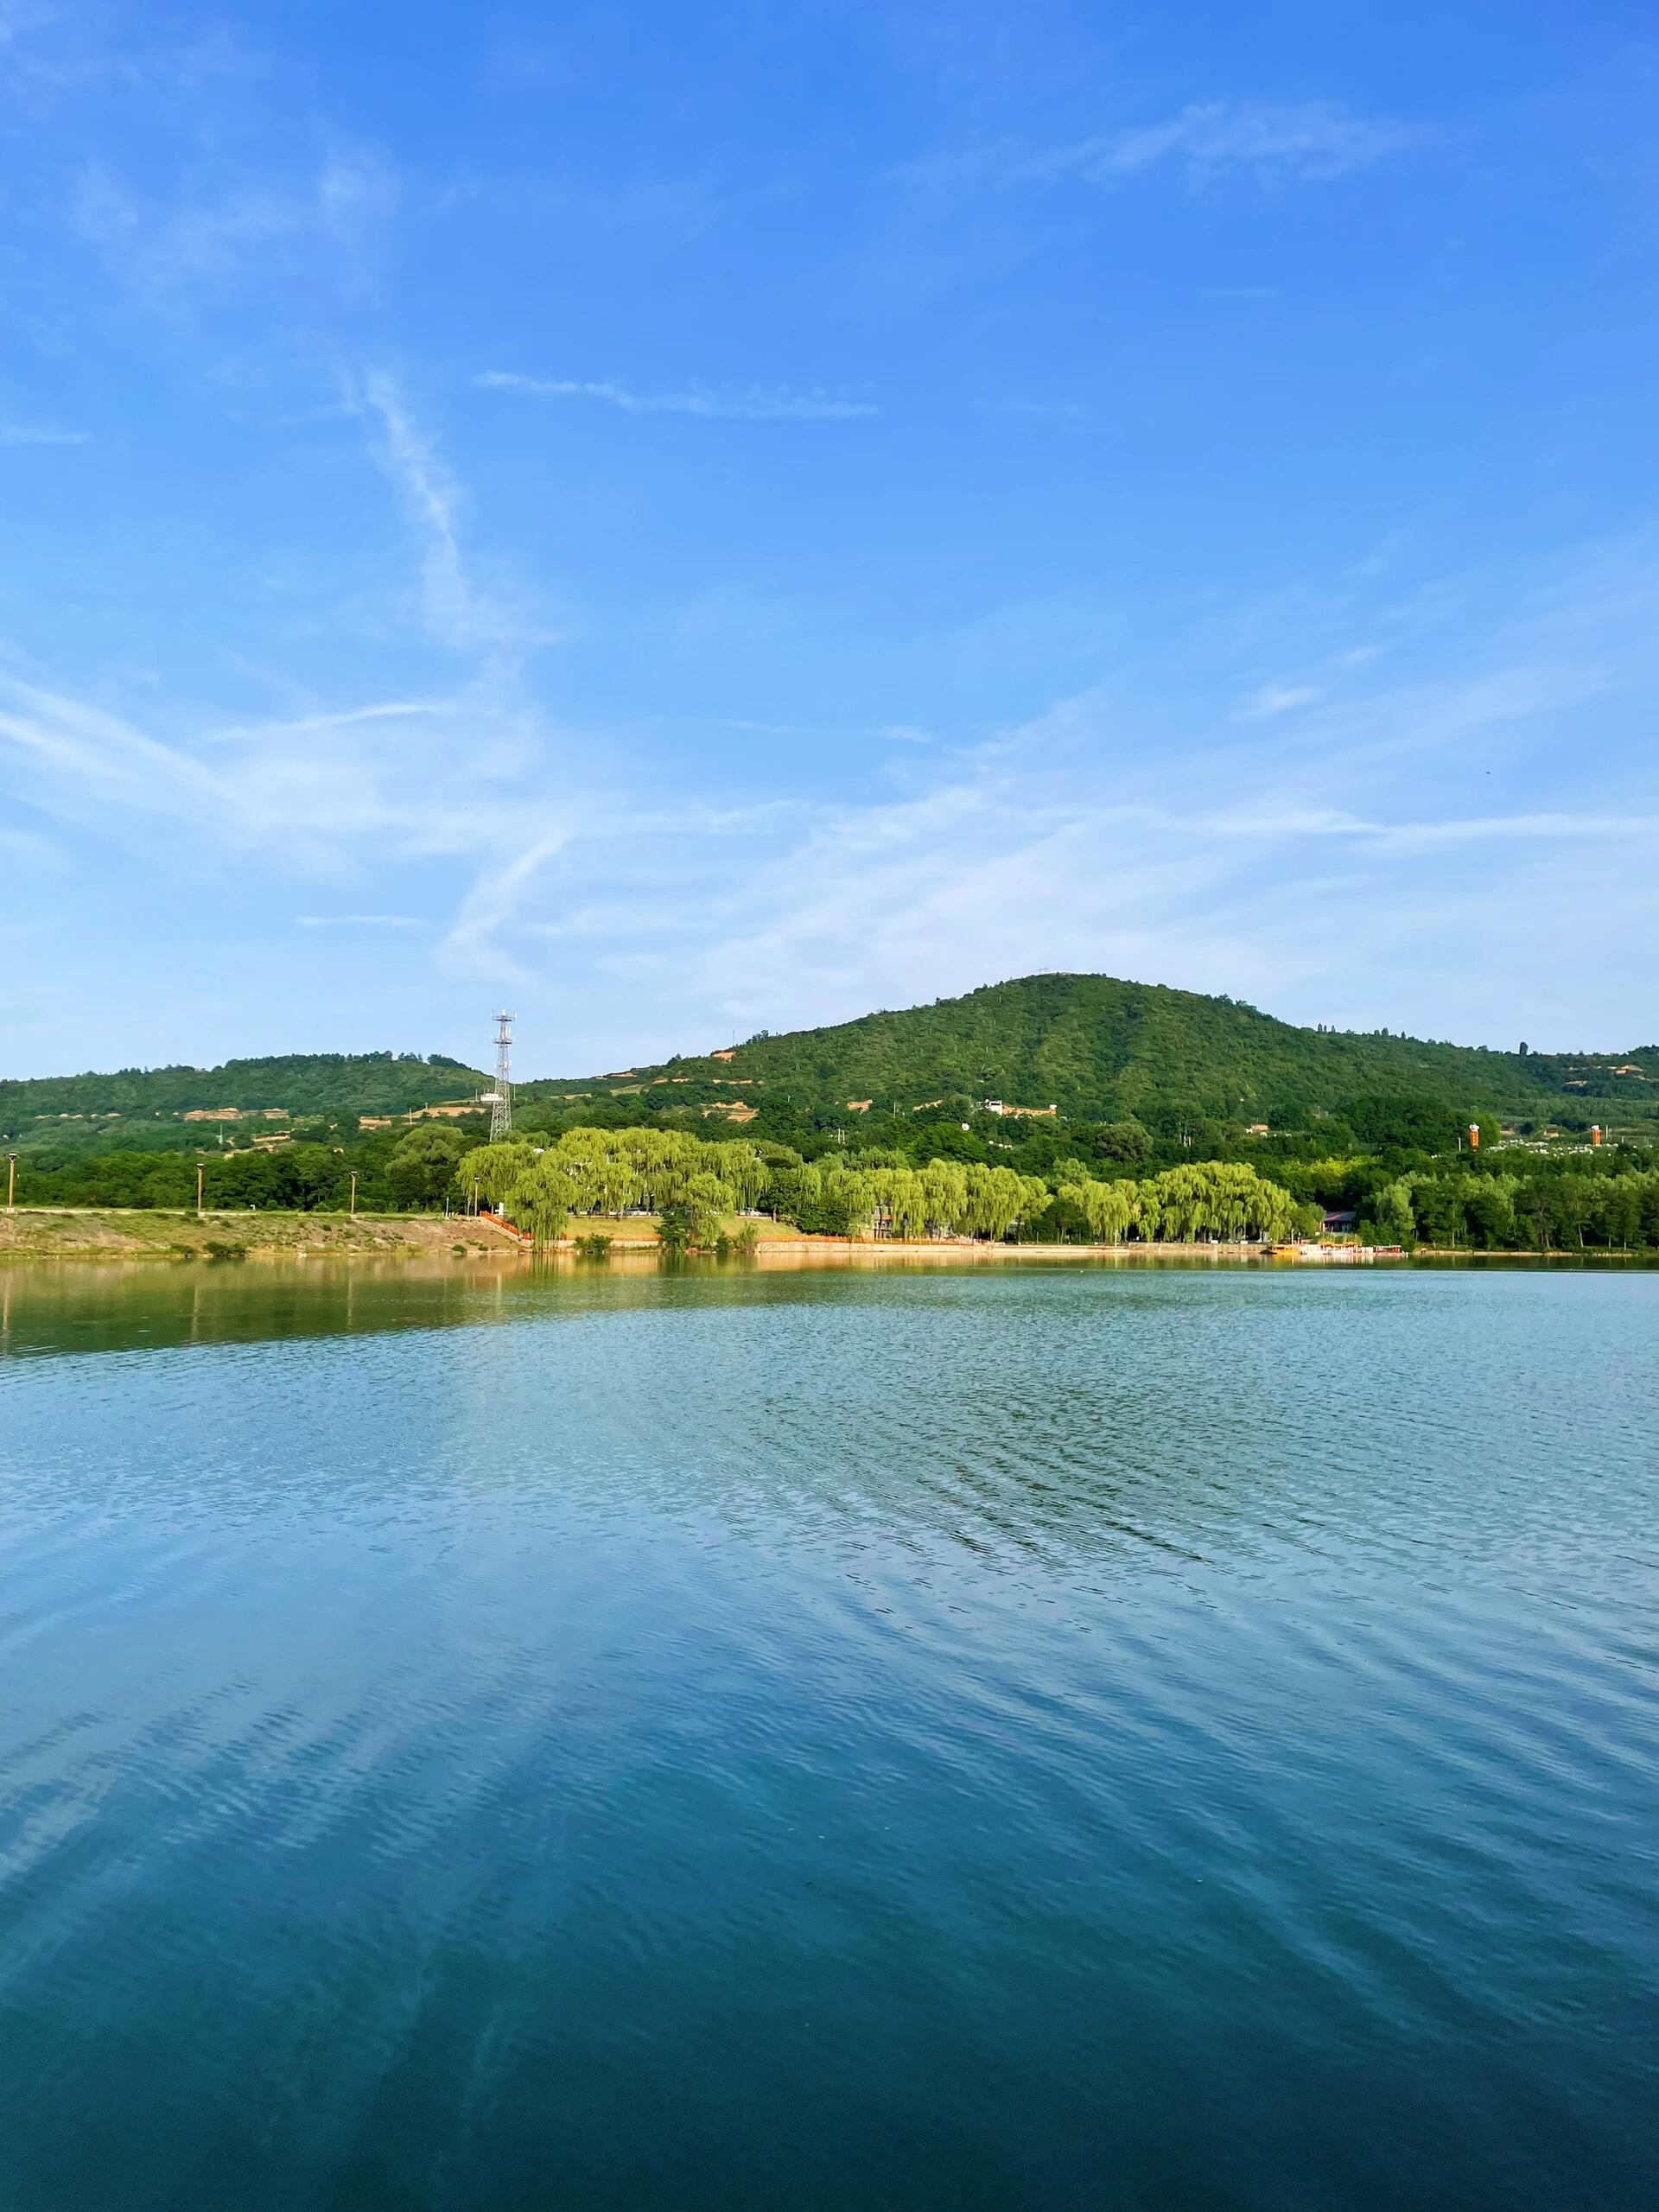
top-left (2, 0), bottom-right (1656, 1078)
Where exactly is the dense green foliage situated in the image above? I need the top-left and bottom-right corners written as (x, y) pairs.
top-left (458, 1129), bottom-right (785, 1249)
top-left (17, 1105), bottom-right (1659, 1256)
top-left (12, 1115), bottom-right (487, 1216)
top-left (1056, 1163), bottom-right (1313, 1244)
top-left (0, 1052), bottom-right (482, 1148)
top-left (448, 1130), bottom-right (1316, 1249)
top-left (8, 976), bottom-right (1658, 1251)
top-left (1355, 1163), bottom-right (1659, 1252)
top-left (16, 1142), bottom-right (363, 1213)
top-left (523, 973), bottom-right (1658, 1134)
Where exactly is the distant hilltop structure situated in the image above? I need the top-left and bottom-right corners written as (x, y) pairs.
top-left (478, 1013), bottom-right (514, 1140)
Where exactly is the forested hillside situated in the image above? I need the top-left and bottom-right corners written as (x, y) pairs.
top-left (7, 976), bottom-right (1656, 1169)
top-left (12, 973), bottom-right (1659, 1253)
top-left (523, 973), bottom-right (1657, 1134)
top-left (1, 1052), bottom-right (483, 1150)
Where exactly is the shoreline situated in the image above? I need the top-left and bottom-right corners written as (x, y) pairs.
top-left (1, 1207), bottom-right (1650, 1267)
top-left (0, 1205), bottom-right (1275, 1263)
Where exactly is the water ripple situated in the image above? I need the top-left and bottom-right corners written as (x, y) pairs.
top-left (0, 1262), bottom-right (1656, 2209)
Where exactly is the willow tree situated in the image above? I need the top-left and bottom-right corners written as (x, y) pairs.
top-left (481, 1127), bottom-right (772, 1224)
top-left (455, 1140), bottom-right (537, 1209)
top-left (550, 1128), bottom-right (644, 1215)
top-left (1150, 1166), bottom-right (1209, 1242)
top-left (1144, 1161), bottom-right (1303, 1243)
top-left (919, 1159), bottom-right (968, 1237)
top-left (678, 1171), bottom-right (736, 1245)
top-left (958, 1163), bottom-right (1037, 1240)
top-left (623, 1130), bottom-right (692, 1211)
top-left (767, 1160), bottom-right (823, 1223)
top-left (1052, 1161), bottom-right (1305, 1245)
top-left (505, 1157), bottom-right (582, 1249)
top-left (821, 1166), bottom-right (880, 1239)
top-left (1058, 1174), bottom-right (1139, 1245)
top-left (883, 1167), bottom-right (931, 1241)
top-left (709, 1141), bottom-right (771, 1213)
top-left (1020, 1173), bottom-right (1052, 1232)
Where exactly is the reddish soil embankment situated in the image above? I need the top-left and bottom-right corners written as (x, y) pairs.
top-left (0, 1207), bottom-right (1281, 1265)
top-left (0, 1208), bottom-right (509, 1260)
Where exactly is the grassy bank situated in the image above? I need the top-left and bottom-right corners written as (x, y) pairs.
top-left (0, 1207), bottom-right (807, 1260)
top-left (2, 1205), bottom-right (1270, 1262)
top-left (0, 1207), bottom-right (511, 1259)
top-left (0, 1205), bottom-right (1338, 1265)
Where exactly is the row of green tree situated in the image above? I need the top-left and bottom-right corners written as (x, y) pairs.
top-left (455, 1130), bottom-right (1319, 1248)
top-left (461, 1129), bottom-right (771, 1246)
top-left (1359, 1166), bottom-right (1659, 1251)
top-left (18, 1109), bottom-right (1659, 1253)
top-left (10, 1120), bottom-right (478, 1215)
top-left (507, 1087), bottom-right (1630, 1185)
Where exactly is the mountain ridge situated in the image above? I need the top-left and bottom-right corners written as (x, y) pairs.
top-left (522, 972), bottom-right (1656, 1130)
top-left (3, 976), bottom-right (1654, 1141)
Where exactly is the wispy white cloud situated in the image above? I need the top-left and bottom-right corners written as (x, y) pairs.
top-left (297, 913), bottom-right (429, 929)
top-left (906, 100), bottom-right (1420, 204)
top-left (974, 397), bottom-right (1102, 429)
top-left (1237, 682), bottom-right (1323, 720)
top-left (0, 671), bottom-right (229, 827)
top-left (437, 828), bottom-right (573, 981)
top-left (479, 372), bottom-right (879, 421)
top-left (315, 149), bottom-right (399, 251)
top-left (1029, 101), bottom-right (1423, 188)
top-left (4, 509), bottom-right (1656, 1059)
top-left (0, 420), bottom-right (91, 446)
top-left (568, 776), bottom-right (1659, 1059)
top-left (0, 3), bottom-right (54, 48)
top-left (1359, 810), bottom-right (1659, 854)
top-left (0, 7), bottom-right (257, 103)
top-left (353, 371), bottom-right (556, 656)
top-left (0, 476), bottom-right (578, 982)
top-left (356, 370), bottom-right (472, 648)
top-left (0, 668), bottom-right (560, 871)
top-left (0, 821), bottom-right (57, 862)
top-left (487, 538), bottom-right (1659, 1056)
top-left (207, 701), bottom-right (459, 744)
top-left (67, 146), bottom-right (397, 293)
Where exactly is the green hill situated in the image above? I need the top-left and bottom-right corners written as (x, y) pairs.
top-left (1, 1052), bottom-right (484, 1149)
top-left (521, 973), bottom-right (1658, 1134)
top-left (6, 978), bottom-right (1654, 1160)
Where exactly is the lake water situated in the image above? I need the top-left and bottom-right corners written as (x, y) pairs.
top-left (2, 1258), bottom-right (1656, 2210)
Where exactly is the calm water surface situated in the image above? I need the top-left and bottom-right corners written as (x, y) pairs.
top-left (1, 1260), bottom-right (1656, 2210)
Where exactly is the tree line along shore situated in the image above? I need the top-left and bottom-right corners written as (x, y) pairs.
top-left (7, 974), bottom-right (1656, 1256)
top-left (10, 1118), bottom-right (1659, 1257)
top-left (453, 1132), bottom-right (1315, 1249)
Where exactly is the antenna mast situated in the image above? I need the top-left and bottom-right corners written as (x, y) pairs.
top-left (488, 1011), bottom-right (515, 1141)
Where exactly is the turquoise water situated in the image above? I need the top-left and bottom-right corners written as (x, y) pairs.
top-left (2, 1260), bottom-right (1656, 2209)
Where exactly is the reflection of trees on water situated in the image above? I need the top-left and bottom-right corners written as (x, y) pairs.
top-left (0, 1251), bottom-right (1263, 1362)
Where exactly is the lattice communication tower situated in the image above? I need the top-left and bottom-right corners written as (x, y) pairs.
top-left (486, 1011), bottom-right (515, 1141)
